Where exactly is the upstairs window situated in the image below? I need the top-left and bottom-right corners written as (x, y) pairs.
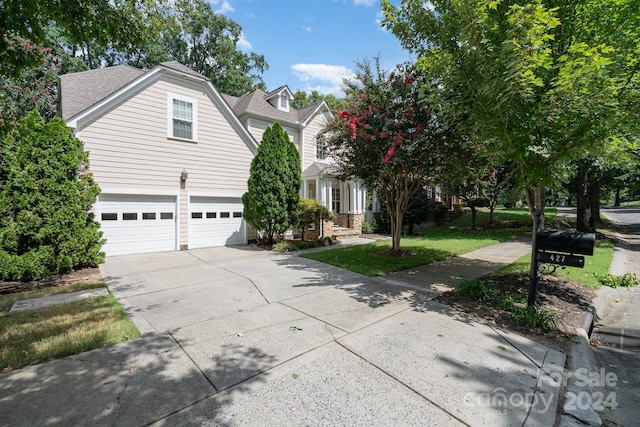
top-left (168, 94), bottom-right (197, 141)
top-left (280, 93), bottom-right (288, 110)
top-left (316, 137), bottom-right (328, 160)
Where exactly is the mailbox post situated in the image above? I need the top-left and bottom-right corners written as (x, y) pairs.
top-left (528, 210), bottom-right (596, 306)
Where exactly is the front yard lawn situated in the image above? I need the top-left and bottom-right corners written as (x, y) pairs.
top-left (0, 278), bottom-right (140, 372)
top-left (301, 207), bottom-right (549, 276)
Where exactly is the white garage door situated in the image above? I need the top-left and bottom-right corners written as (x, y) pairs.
top-left (189, 197), bottom-right (245, 248)
top-left (97, 194), bottom-right (177, 256)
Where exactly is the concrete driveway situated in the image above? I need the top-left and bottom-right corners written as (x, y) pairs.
top-left (0, 243), bottom-right (564, 426)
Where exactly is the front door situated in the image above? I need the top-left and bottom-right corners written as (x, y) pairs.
top-left (332, 186), bottom-right (340, 225)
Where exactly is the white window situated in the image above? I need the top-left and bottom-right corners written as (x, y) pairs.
top-left (316, 137), bottom-right (328, 160)
top-left (167, 93), bottom-right (197, 141)
top-left (280, 93), bottom-right (288, 109)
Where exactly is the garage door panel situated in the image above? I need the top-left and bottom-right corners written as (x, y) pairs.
top-left (189, 197), bottom-right (244, 248)
top-left (97, 194), bottom-right (177, 256)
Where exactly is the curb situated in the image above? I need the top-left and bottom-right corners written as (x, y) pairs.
top-left (558, 287), bottom-right (616, 426)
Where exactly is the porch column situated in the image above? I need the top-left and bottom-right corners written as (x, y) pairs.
top-left (320, 179), bottom-right (327, 207)
top-left (351, 182), bottom-right (358, 214)
top-left (326, 179), bottom-right (332, 211)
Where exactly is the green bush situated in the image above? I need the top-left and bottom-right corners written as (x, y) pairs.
top-left (511, 305), bottom-right (558, 330)
top-left (272, 242), bottom-right (299, 252)
top-left (272, 237), bottom-right (334, 252)
top-left (597, 273), bottom-right (639, 288)
top-left (0, 247), bottom-right (55, 281)
top-left (0, 112), bottom-right (104, 281)
top-left (242, 122), bottom-right (300, 245)
top-left (361, 220), bottom-right (376, 234)
top-left (456, 279), bottom-right (496, 300)
top-left (297, 198), bottom-right (334, 241)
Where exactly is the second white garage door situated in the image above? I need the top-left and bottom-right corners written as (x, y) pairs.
top-left (189, 197), bottom-right (245, 249)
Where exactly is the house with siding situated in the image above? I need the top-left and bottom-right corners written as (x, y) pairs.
top-left (59, 62), bottom-right (364, 256)
top-left (222, 86), bottom-right (366, 240)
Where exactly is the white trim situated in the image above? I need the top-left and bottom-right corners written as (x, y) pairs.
top-left (99, 188), bottom-right (180, 197)
top-left (167, 92), bottom-right (198, 142)
top-left (188, 190), bottom-right (245, 199)
top-left (300, 101), bottom-right (334, 127)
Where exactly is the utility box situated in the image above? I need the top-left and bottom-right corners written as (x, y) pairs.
top-left (536, 230), bottom-right (596, 256)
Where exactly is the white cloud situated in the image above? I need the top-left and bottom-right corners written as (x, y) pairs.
top-left (237, 32), bottom-right (252, 50)
top-left (291, 64), bottom-right (353, 85)
top-left (302, 25), bottom-right (313, 32)
top-left (208, 0), bottom-right (234, 14)
top-left (291, 64), bottom-right (354, 96)
top-left (353, 0), bottom-right (377, 6)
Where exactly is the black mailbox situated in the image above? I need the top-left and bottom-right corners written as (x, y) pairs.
top-left (536, 230), bottom-right (596, 256)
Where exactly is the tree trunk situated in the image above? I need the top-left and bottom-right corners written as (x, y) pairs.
top-left (614, 187), bottom-right (620, 207)
top-left (526, 185), bottom-right (546, 231)
top-left (590, 179), bottom-right (601, 227)
top-left (470, 205), bottom-right (477, 230)
top-left (575, 169), bottom-right (593, 232)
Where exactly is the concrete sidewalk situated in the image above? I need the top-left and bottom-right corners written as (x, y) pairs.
top-left (567, 211), bottom-right (640, 427)
top-left (0, 236), bottom-right (568, 427)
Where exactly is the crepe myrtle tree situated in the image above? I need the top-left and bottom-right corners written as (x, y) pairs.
top-left (320, 58), bottom-right (459, 253)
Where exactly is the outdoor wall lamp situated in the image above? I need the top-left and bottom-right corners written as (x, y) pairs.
top-left (180, 169), bottom-right (188, 184)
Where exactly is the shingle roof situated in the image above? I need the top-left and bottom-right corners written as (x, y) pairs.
top-left (302, 161), bottom-right (339, 178)
top-left (159, 61), bottom-right (208, 80)
top-left (59, 65), bottom-right (144, 120)
top-left (224, 89), bottom-right (330, 125)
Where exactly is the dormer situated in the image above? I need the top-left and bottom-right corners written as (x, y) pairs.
top-left (264, 85), bottom-right (294, 113)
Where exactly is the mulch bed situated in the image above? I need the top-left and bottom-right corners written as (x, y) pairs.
top-left (436, 274), bottom-right (598, 354)
top-left (0, 267), bottom-right (102, 295)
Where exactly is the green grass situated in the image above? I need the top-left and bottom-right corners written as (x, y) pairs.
top-left (302, 207), bottom-right (543, 276)
top-left (1, 286), bottom-right (140, 372)
top-left (496, 240), bottom-right (615, 287)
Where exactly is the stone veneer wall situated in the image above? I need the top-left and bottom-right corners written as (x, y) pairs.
top-left (299, 214), bottom-right (364, 239)
top-left (337, 213), bottom-right (364, 234)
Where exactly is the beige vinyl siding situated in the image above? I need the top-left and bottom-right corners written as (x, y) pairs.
top-left (247, 118), bottom-right (301, 151)
top-left (303, 113), bottom-right (329, 169)
top-left (80, 76), bottom-right (255, 192)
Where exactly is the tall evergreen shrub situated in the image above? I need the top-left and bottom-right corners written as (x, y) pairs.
top-left (0, 111), bottom-right (104, 280)
top-left (242, 122), bottom-right (301, 245)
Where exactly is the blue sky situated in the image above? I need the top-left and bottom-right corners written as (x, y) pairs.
top-left (208, 0), bottom-right (413, 95)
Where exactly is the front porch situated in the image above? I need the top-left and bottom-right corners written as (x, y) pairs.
top-left (301, 162), bottom-right (366, 240)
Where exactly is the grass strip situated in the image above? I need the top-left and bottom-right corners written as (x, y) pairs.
top-left (0, 294), bottom-right (140, 372)
top-left (496, 240), bottom-right (615, 287)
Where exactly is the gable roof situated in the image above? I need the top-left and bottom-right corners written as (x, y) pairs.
top-left (59, 65), bottom-right (144, 120)
top-left (60, 62), bottom-right (258, 153)
top-left (224, 89), bottom-right (332, 126)
top-left (264, 85), bottom-right (294, 103)
top-left (159, 61), bottom-right (207, 80)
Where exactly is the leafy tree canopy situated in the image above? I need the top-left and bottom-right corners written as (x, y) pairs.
top-left (2, 0), bottom-right (269, 96)
top-left (292, 89), bottom-right (349, 114)
top-left (382, 0), bottom-right (640, 219)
